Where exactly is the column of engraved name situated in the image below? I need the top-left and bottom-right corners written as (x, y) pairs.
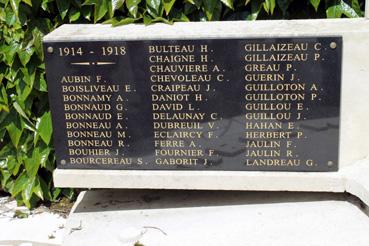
top-left (148, 44), bottom-right (216, 167)
top-left (60, 74), bottom-right (133, 165)
top-left (243, 42), bottom-right (314, 168)
top-left (53, 44), bottom-right (138, 166)
top-left (61, 75), bottom-right (117, 165)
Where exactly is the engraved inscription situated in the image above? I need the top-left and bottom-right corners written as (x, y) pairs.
top-left (44, 37), bottom-right (341, 171)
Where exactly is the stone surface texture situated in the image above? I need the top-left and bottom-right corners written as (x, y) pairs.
top-left (0, 197), bottom-right (66, 246)
top-left (63, 190), bottom-right (369, 246)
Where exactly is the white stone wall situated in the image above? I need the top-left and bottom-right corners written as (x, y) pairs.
top-left (47, 20), bottom-right (369, 205)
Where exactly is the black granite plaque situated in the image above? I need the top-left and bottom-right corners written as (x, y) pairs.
top-left (43, 37), bottom-right (342, 171)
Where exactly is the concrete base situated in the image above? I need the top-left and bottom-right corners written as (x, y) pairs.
top-left (63, 189), bottom-right (369, 246)
top-left (51, 18), bottom-right (369, 208)
top-left (54, 157), bottom-right (369, 206)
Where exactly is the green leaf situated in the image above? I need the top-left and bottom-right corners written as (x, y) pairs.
top-left (203, 0), bottom-right (217, 20)
top-left (40, 179), bottom-right (52, 201)
top-left (6, 114), bottom-right (23, 148)
top-left (37, 111), bottom-right (53, 145)
top-left (0, 7), bottom-right (5, 21)
top-left (310, 0), bottom-right (320, 11)
top-left (143, 15), bottom-right (173, 25)
top-left (210, 0), bottom-right (222, 20)
top-left (21, 117), bottom-right (36, 133)
top-left (34, 74), bottom-right (48, 92)
top-left (0, 168), bottom-right (12, 189)
top-left (24, 64), bottom-right (36, 84)
top-left (62, 188), bottom-right (75, 200)
top-left (41, 0), bottom-right (49, 10)
top-left (94, 0), bottom-right (109, 22)
top-left (33, 177), bottom-right (44, 200)
top-left (6, 156), bottom-right (17, 174)
top-left (69, 8), bottom-right (81, 22)
top-left (351, 0), bottom-right (362, 16)
top-left (112, 0), bottom-right (125, 12)
top-left (0, 159), bottom-right (7, 169)
top-left (4, 7), bottom-right (17, 25)
top-left (247, 0), bottom-right (263, 20)
top-left (220, 0), bottom-right (233, 10)
top-left (17, 84), bottom-right (32, 104)
top-left (146, 0), bottom-right (161, 15)
top-left (22, 177), bottom-right (35, 207)
top-left (16, 69), bottom-right (35, 101)
top-left (12, 158), bottom-right (23, 176)
top-left (111, 17), bottom-right (139, 26)
top-left (339, 0), bottom-right (359, 17)
top-left (11, 171), bottom-right (28, 197)
top-left (56, 0), bottom-right (70, 20)
top-left (82, 0), bottom-right (109, 22)
top-left (18, 133), bottom-right (32, 154)
top-left (150, 16), bottom-right (173, 24)
top-left (263, 0), bottom-right (275, 14)
top-left (32, 29), bottom-right (44, 59)
top-left (171, 10), bottom-right (190, 21)
top-left (326, 5), bottom-right (341, 17)
top-left (163, 0), bottom-right (176, 15)
top-left (13, 100), bottom-right (30, 122)
top-left (10, 0), bottom-right (21, 20)
top-left (24, 157), bottom-right (40, 180)
top-left (108, 0), bottom-right (125, 18)
top-left (126, 0), bottom-right (142, 17)
top-left (24, 144), bottom-right (50, 179)
top-left (143, 14), bottom-right (153, 24)
top-left (3, 42), bottom-right (19, 67)
top-left (0, 86), bottom-right (9, 112)
top-left (22, 0), bottom-right (32, 6)
top-left (52, 188), bottom-right (62, 201)
top-left (326, 0), bottom-right (358, 18)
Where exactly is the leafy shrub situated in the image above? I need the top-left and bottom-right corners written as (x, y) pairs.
top-left (0, 0), bottom-right (365, 208)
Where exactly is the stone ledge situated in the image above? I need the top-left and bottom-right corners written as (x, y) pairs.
top-left (54, 157), bottom-right (369, 206)
top-left (43, 19), bottom-right (369, 42)
top-left (343, 158), bottom-right (369, 206)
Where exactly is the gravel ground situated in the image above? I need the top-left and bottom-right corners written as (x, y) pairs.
top-left (0, 195), bottom-right (67, 246)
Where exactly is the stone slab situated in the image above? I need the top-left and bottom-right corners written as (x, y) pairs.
top-left (63, 190), bottom-right (369, 246)
top-left (47, 18), bottom-right (369, 171)
top-left (53, 168), bottom-right (344, 191)
top-left (45, 37), bottom-right (341, 172)
top-left (49, 19), bottom-right (369, 201)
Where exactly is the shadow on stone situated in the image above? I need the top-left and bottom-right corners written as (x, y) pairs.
top-left (73, 189), bottom-right (349, 213)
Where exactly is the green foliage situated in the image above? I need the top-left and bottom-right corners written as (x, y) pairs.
top-left (0, 0), bottom-right (365, 208)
